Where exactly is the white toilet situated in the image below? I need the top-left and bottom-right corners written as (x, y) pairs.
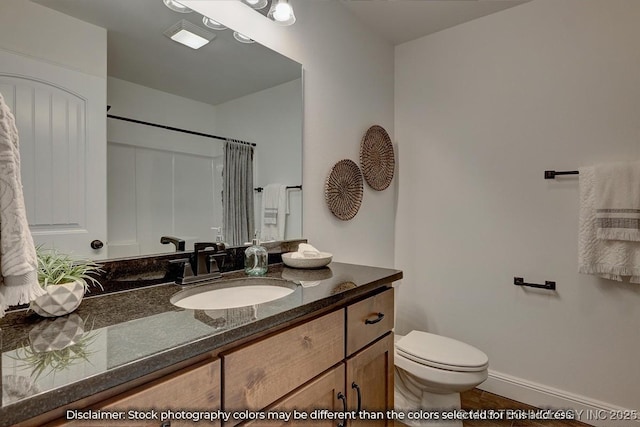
top-left (394, 331), bottom-right (489, 427)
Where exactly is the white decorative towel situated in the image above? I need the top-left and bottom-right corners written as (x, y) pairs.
top-left (260, 184), bottom-right (287, 241)
top-left (594, 161), bottom-right (640, 241)
top-left (0, 92), bottom-right (44, 317)
top-left (578, 166), bottom-right (640, 282)
top-left (291, 243), bottom-right (321, 259)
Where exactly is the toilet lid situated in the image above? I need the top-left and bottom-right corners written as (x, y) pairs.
top-left (396, 331), bottom-right (488, 372)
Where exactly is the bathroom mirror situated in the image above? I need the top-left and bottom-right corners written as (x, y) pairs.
top-left (12, 0), bottom-right (303, 259)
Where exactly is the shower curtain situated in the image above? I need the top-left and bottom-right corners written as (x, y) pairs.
top-left (223, 141), bottom-right (255, 247)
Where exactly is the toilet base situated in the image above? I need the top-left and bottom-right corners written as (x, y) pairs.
top-left (395, 367), bottom-right (463, 427)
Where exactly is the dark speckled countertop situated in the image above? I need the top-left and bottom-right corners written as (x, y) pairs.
top-left (0, 262), bottom-right (402, 427)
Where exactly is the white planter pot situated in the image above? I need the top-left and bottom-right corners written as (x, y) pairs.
top-left (30, 280), bottom-right (86, 317)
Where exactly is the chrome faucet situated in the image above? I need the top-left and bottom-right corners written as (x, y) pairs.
top-left (170, 242), bottom-right (226, 285)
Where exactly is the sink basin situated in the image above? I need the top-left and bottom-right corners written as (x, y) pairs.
top-left (170, 278), bottom-right (296, 310)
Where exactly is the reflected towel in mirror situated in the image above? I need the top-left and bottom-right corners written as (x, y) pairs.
top-left (260, 184), bottom-right (287, 241)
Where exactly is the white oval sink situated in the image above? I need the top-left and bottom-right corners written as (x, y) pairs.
top-left (170, 278), bottom-right (296, 310)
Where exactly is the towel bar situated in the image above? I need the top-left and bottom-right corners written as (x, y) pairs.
top-left (514, 277), bottom-right (556, 290)
top-left (254, 185), bottom-right (302, 192)
top-left (544, 170), bottom-right (579, 179)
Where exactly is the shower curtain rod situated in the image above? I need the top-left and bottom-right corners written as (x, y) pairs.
top-left (107, 113), bottom-right (256, 147)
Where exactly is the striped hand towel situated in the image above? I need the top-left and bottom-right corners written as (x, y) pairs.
top-left (594, 161), bottom-right (640, 242)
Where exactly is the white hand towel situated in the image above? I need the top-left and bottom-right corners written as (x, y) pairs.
top-left (578, 166), bottom-right (640, 282)
top-left (0, 92), bottom-right (44, 317)
top-left (594, 161), bottom-right (640, 241)
top-left (291, 243), bottom-right (321, 259)
top-left (260, 184), bottom-right (287, 241)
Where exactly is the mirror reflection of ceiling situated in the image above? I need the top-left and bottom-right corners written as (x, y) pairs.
top-left (32, 0), bottom-right (301, 106)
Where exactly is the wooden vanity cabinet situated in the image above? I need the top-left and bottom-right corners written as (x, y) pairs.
top-left (230, 286), bottom-right (395, 427)
top-left (42, 285), bottom-right (395, 427)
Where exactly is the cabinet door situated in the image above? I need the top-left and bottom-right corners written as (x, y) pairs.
top-left (346, 334), bottom-right (394, 427)
top-left (55, 359), bottom-right (221, 427)
top-left (242, 364), bottom-right (346, 427)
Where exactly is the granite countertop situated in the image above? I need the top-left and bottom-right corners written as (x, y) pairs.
top-left (0, 262), bottom-right (402, 426)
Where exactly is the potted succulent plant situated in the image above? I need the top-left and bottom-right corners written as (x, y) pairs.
top-left (30, 247), bottom-right (102, 317)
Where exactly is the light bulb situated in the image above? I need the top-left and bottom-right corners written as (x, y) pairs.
top-left (273, 3), bottom-right (292, 22)
top-left (268, 0), bottom-right (296, 26)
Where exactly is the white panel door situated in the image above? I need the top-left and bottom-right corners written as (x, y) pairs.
top-left (0, 50), bottom-right (107, 258)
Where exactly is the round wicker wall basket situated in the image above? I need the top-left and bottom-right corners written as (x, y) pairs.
top-left (360, 125), bottom-right (395, 191)
top-left (325, 159), bottom-right (363, 221)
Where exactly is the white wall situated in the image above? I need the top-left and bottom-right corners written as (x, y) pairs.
top-left (215, 79), bottom-right (303, 241)
top-left (395, 0), bottom-right (640, 418)
top-left (182, 0), bottom-right (396, 267)
top-left (0, 0), bottom-right (106, 77)
top-left (107, 77), bottom-right (219, 136)
top-left (107, 77), bottom-right (224, 257)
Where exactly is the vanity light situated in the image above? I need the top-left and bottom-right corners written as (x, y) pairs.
top-left (202, 16), bottom-right (227, 31)
top-left (242, 0), bottom-right (268, 10)
top-left (267, 0), bottom-right (296, 26)
top-left (163, 0), bottom-right (192, 13)
top-left (164, 20), bottom-right (216, 49)
top-left (233, 31), bottom-right (255, 44)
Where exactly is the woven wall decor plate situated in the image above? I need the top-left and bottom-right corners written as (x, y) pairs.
top-left (325, 159), bottom-right (363, 221)
top-left (360, 125), bottom-right (395, 191)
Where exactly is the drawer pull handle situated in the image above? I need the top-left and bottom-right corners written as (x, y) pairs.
top-left (352, 382), bottom-right (362, 412)
top-left (337, 392), bottom-right (347, 427)
top-left (160, 422), bottom-right (171, 427)
top-left (365, 312), bottom-right (385, 325)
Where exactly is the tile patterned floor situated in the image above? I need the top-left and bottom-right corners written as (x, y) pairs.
top-left (392, 388), bottom-right (591, 427)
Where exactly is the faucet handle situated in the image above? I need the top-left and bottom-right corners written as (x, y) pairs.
top-left (169, 258), bottom-right (194, 281)
top-left (194, 242), bottom-right (220, 253)
top-left (208, 253), bottom-right (226, 273)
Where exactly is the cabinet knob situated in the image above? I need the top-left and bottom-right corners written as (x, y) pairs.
top-left (90, 240), bottom-right (104, 250)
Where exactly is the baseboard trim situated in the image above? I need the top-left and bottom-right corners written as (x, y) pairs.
top-left (477, 370), bottom-right (639, 427)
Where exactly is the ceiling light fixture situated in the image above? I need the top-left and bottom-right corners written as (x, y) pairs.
top-left (164, 20), bottom-right (215, 49)
top-left (163, 0), bottom-right (192, 13)
top-left (233, 31), bottom-right (255, 44)
top-left (267, 0), bottom-right (296, 26)
top-left (242, 0), bottom-right (268, 10)
top-left (202, 16), bottom-right (227, 30)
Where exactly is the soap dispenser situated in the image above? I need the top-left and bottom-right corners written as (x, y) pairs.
top-left (244, 231), bottom-right (268, 276)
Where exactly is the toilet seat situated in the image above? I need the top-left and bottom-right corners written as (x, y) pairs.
top-left (396, 331), bottom-right (488, 373)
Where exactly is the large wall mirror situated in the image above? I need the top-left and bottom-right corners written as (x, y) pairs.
top-left (1, 0), bottom-right (302, 260)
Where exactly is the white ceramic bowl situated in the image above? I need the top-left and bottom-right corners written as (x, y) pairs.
top-left (282, 252), bottom-right (333, 269)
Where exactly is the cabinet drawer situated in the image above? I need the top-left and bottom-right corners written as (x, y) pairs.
top-left (346, 288), bottom-right (394, 356)
top-left (57, 359), bottom-right (221, 427)
top-left (224, 310), bottom-right (344, 415)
